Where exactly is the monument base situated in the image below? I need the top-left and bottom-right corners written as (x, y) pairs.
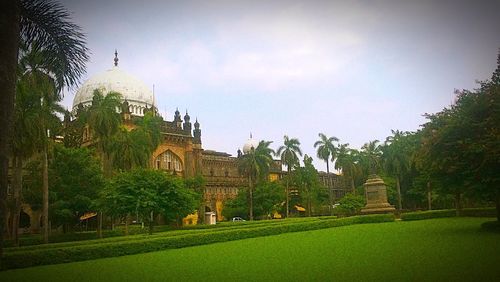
top-left (361, 175), bottom-right (395, 214)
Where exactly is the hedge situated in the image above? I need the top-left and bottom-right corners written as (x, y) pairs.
top-left (401, 207), bottom-right (496, 221)
top-left (1, 214), bottom-right (394, 270)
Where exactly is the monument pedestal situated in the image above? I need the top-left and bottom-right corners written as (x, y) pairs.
top-left (361, 175), bottom-right (395, 214)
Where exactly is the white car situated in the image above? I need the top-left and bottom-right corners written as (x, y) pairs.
top-left (232, 217), bottom-right (246, 222)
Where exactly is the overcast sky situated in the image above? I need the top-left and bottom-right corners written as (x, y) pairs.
top-left (60, 0), bottom-right (500, 171)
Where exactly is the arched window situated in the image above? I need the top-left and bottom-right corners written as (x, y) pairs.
top-left (155, 150), bottom-right (183, 172)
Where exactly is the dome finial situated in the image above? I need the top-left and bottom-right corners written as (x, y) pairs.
top-left (114, 49), bottom-right (119, 67)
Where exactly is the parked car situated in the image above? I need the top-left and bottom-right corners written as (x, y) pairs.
top-left (232, 217), bottom-right (246, 222)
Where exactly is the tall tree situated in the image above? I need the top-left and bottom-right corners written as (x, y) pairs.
top-left (382, 130), bottom-right (411, 213)
top-left (276, 135), bottom-right (302, 218)
top-left (0, 0), bottom-right (88, 257)
top-left (87, 89), bottom-right (122, 177)
top-left (238, 140), bottom-right (274, 220)
top-left (314, 133), bottom-right (338, 214)
top-left (87, 89), bottom-right (122, 237)
top-left (293, 155), bottom-right (325, 216)
top-left (361, 140), bottom-right (382, 176)
top-left (335, 144), bottom-right (361, 194)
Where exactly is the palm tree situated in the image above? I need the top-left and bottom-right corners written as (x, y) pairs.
top-left (382, 130), bottom-right (410, 213)
top-left (276, 135), bottom-right (302, 218)
top-left (0, 0), bottom-right (88, 256)
top-left (13, 46), bottom-right (67, 244)
top-left (111, 127), bottom-right (151, 171)
top-left (313, 133), bottom-right (338, 214)
top-left (87, 89), bottom-right (122, 238)
top-left (87, 89), bottom-right (122, 177)
top-left (238, 140), bottom-right (274, 220)
top-left (335, 144), bottom-right (362, 194)
top-left (361, 140), bottom-right (382, 176)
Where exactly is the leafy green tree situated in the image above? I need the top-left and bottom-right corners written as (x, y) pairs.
top-left (418, 51), bottom-right (500, 219)
top-left (1, 0), bottom-right (88, 255)
top-left (222, 187), bottom-right (248, 220)
top-left (314, 133), bottom-right (338, 214)
top-left (276, 135), bottom-right (302, 218)
top-left (99, 169), bottom-right (198, 235)
top-left (49, 145), bottom-right (104, 232)
top-left (253, 181), bottom-right (285, 219)
top-left (293, 155), bottom-right (326, 216)
top-left (238, 140), bottom-right (274, 220)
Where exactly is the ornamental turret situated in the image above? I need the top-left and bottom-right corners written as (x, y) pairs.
top-left (183, 110), bottom-right (192, 133)
top-left (193, 118), bottom-right (201, 144)
top-left (174, 108), bottom-right (182, 128)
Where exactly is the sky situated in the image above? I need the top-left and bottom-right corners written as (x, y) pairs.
top-left (59, 0), bottom-right (500, 172)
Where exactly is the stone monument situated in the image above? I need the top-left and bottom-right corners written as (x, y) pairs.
top-left (361, 175), bottom-right (395, 214)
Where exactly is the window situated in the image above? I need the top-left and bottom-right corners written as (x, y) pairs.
top-left (157, 150), bottom-right (183, 172)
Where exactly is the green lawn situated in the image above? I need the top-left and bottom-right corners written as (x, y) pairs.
top-left (1, 217), bottom-right (499, 281)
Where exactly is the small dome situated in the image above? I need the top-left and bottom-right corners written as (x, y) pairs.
top-left (242, 134), bottom-right (259, 154)
top-left (72, 65), bottom-right (153, 116)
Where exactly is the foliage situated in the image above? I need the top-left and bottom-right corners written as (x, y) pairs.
top-left (97, 169), bottom-right (198, 233)
top-left (313, 133), bottom-right (338, 174)
top-left (253, 181), bottom-right (285, 219)
top-left (417, 51), bottom-right (500, 220)
top-left (335, 193), bottom-right (365, 216)
top-left (360, 140), bottom-right (382, 175)
top-left (292, 155), bottom-right (327, 216)
top-left (222, 187), bottom-right (248, 220)
top-left (48, 145), bottom-right (104, 229)
top-left (237, 140), bottom-right (275, 220)
top-left (20, 0), bottom-right (89, 91)
top-left (400, 207), bottom-right (497, 221)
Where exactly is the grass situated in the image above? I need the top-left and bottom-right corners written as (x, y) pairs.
top-left (1, 217), bottom-right (499, 281)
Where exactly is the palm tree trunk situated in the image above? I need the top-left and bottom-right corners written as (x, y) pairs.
top-left (427, 181), bottom-right (432, 210)
top-left (97, 212), bottom-right (103, 238)
top-left (42, 145), bottom-right (49, 244)
top-left (249, 175), bottom-right (253, 221)
top-left (0, 0), bottom-right (21, 259)
top-left (149, 211), bottom-right (153, 235)
top-left (124, 214), bottom-right (129, 236)
top-left (396, 176), bottom-right (402, 212)
top-left (495, 189), bottom-right (500, 222)
top-left (326, 161), bottom-right (332, 215)
top-left (286, 167), bottom-right (290, 218)
top-left (12, 156), bottom-right (23, 246)
top-left (455, 191), bottom-right (462, 216)
top-left (350, 175), bottom-right (356, 195)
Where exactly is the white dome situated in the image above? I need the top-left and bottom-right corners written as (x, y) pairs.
top-left (242, 135), bottom-right (259, 154)
top-left (72, 66), bottom-right (154, 116)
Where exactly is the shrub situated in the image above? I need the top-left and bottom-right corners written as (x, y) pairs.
top-left (334, 193), bottom-right (365, 216)
top-left (401, 208), bottom-right (496, 221)
top-left (1, 214), bottom-right (394, 270)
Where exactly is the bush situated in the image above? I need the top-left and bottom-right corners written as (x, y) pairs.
top-left (401, 207), bottom-right (497, 221)
top-left (1, 214), bottom-right (394, 270)
top-left (334, 193), bottom-right (365, 216)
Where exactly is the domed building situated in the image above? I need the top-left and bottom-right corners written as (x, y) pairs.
top-left (73, 50), bottom-right (154, 116)
top-left (242, 134), bottom-right (259, 154)
top-left (71, 51), bottom-right (283, 222)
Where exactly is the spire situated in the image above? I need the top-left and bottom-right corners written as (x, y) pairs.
top-left (114, 49), bottom-right (119, 66)
top-left (250, 132), bottom-right (252, 139)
